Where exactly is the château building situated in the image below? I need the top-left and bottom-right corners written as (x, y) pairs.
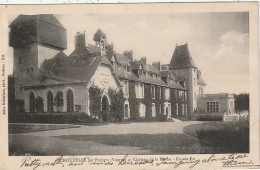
top-left (9, 14), bottom-right (235, 120)
top-left (9, 14), bottom-right (188, 120)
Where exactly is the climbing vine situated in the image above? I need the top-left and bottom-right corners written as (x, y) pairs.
top-left (89, 85), bottom-right (102, 119)
top-left (108, 88), bottom-right (125, 121)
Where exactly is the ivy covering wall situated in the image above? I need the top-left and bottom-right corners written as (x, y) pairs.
top-left (89, 85), bottom-right (102, 119)
top-left (108, 88), bottom-right (125, 121)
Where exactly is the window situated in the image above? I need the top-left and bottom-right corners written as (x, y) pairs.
top-left (158, 104), bottom-right (161, 115)
top-left (185, 104), bottom-right (188, 115)
top-left (163, 103), bottom-right (167, 116)
top-left (67, 90), bottom-right (74, 112)
top-left (47, 91), bottom-right (54, 112)
top-left (182, 104), bottom-right (184, 115)
top-left (29, 92), bottom-right (36, 113)
top-left (176, 103), bottom-right (178, 115)
top-left (199, 87), bottom-right (203, 95)
top-left (152, 103), bottom-right (156, 117)
top-left (124, 104), bottom-right (129, 118)
top-left (151, 86), bottom-right (155, 99)
top-left (122, 81), bottom-right (129, 98)
top-left (127, 66), bottom-right (131, 72)
top-left (140, 83), bottom-right (144, 98)
top-left (207, 102), bottom-right (219, 113)
top-left (168, 103), bottom-right (171, 118)
top-left (165, 88), bottom-right (170, 100)
top-left (158, 87), bottom-right (161, 98)
top-left (31, 67), bottom-right (34, 73)
top-left (184, 92), bottom-right (187, 101)
top-left (139, 103), bottom-right (146, 117)
top-left (135, 83), bottom-right (144, 98)
top-left (161, 104), bottom-right (164, 115)
top-left (194, 78), bottom-right (196, 85)
top-left (162, 87), bottom-right (165, 99)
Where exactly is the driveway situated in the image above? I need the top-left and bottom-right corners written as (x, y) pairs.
top-left (9, 121), bottom-right (208, 155)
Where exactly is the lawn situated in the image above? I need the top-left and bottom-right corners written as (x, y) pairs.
top-left (58, 133), bottom-right (223, 154)
top-left (9, 124), bottom-right (80, 134)
top-left (183, 120), bottom-right (249, 153)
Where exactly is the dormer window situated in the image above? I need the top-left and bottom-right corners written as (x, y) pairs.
top-left (127, 66), bottom-right (131, 72)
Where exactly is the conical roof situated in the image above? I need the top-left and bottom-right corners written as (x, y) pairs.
top-left (93, 29), bottom-right (106, 41)
top-left (169, 43), bottom-right (197, 69)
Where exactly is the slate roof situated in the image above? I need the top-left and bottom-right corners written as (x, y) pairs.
top-left (114, 53), bottom-right (131, 65)
top-left (169, 43), bottom-right (197, 69)
top-left (110, 53), bottom-right (186, 90)
top-left (24, 50), bottom-right (120, 88)
top-left (93, 29), bottom-right (106, 42)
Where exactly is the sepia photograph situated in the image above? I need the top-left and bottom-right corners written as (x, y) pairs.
top-left (0, 3), bottom-right (258, 170)
top-left (7, 12), bottom-right (250, 156)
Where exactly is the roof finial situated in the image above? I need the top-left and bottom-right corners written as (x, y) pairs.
top-left (186, 39), bottom-right (188, 45)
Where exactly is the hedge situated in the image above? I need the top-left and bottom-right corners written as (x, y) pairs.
top-left (8, 112), bottom-right (99, 124)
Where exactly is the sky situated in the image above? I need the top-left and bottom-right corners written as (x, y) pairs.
top-left (8, 12), bottom-right (249, 94)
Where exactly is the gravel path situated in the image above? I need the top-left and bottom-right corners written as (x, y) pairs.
top-left (22, 121), bottom-right (203, 137)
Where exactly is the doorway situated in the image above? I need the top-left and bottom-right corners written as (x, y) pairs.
top-left (101, 95), bottom-right (109, 121)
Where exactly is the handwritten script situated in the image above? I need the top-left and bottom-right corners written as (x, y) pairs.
top-left (20, 153), bottom-right (258, 169)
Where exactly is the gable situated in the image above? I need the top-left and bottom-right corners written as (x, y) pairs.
top-left (89, 63), bottom-right (120, 92)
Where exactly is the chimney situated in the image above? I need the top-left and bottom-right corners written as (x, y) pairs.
top-left (123, 50), bottom-right (133, 61)
top-left (152, 61), bottom-right (161, 71)
top-left (140, 56), bottom-right (147, 65)
top-left (75, 32), bottom-right (86, 49)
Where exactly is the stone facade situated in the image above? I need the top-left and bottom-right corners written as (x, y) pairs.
top-left (9, 14), bottom-right (189, 121)
top-left (197, 93), bottom-right (235, 114)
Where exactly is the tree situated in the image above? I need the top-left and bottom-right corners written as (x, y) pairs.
top-left (108, 88), bottom-right (125, 121)
top-left (89, 85), bottom-right (102, 119)
top-left (234, 93), bottom-right (249, 112)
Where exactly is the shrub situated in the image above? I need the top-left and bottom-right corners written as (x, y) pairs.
top-left (15, 99), bottom-right (25, 113)
top-left (195, 113), bottom-right (223, 121)
top-left (89, 85), bottom-right (102, 119)
top-left (8, 112), bottom-right (99, 124)
top-left (108, 88), bottom-right (125, 122)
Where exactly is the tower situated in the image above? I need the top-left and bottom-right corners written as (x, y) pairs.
top-left (93, 29), bottom-right (107, 49)
top-left (169, 43), bottom-right (206, 115)
top-left (9, 14), bottom-right (67, 100)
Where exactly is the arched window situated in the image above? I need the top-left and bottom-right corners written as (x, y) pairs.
top-left (67, 89), bottom-right (74, 112)
top-left (29, 92), bottom-right (36, 113)
top-left (55, 91), bottom-right (63, 112)
top-left (47, 91), bottom-right (54, 112)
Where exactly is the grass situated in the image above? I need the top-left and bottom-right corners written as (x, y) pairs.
top-left (9, 124), bottom-right (80, 134)
top-left (58, 133), bottom-right (224, 154)
top-left (9, 145), bottom-right (46, 156)
top-left (183, 120), bottom-right (249, 153)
